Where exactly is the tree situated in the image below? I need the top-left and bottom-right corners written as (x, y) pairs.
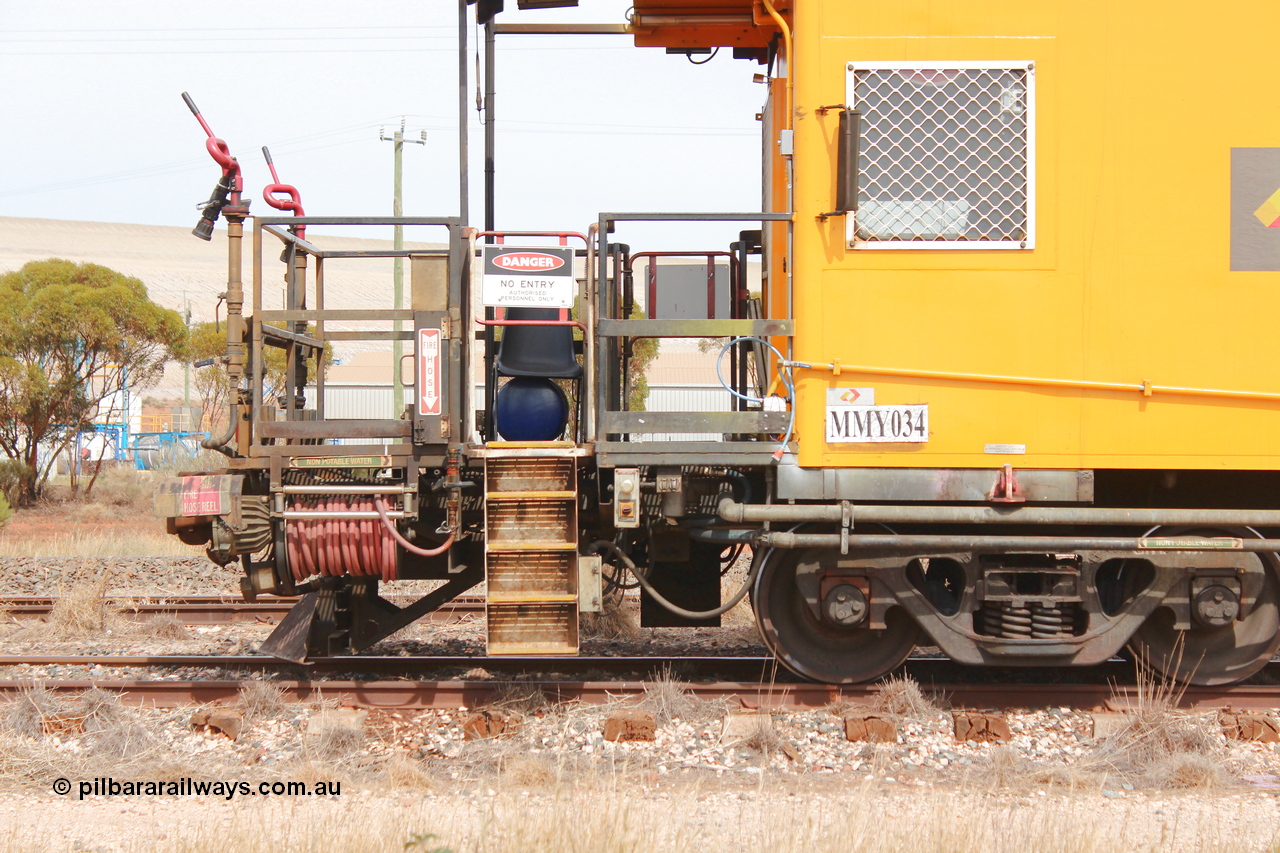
top-left (567, 300), bottom-right (654, 413)
top-left (0, 259), bottom-right (187, 501)
top-left (624, 304), bottom-right (658, 412)
top-left (187, 320), bottom-right (332, 433)
top-left (188, 321), bottom-right (232, 433)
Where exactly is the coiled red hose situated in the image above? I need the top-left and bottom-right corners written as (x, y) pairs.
top-left (284, 497), bottom-right (455, 583)
top-left (285, 497), bottom-right (397, 582)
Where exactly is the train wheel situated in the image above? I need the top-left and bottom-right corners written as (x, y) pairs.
top-left (1127, 547), bottom-right (1280, 686)
top-left (753, 547), bottom-right (920, 684)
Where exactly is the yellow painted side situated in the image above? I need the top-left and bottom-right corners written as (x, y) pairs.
top-left (787, 1), bottom-right (1280, 470)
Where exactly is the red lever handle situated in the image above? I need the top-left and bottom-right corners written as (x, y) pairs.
top-left (262, 147), bottom-right (305, 239)
top-left (183, 92), bottom-right (241, 194)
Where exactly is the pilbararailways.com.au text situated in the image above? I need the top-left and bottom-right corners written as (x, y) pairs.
top-left (53, 777), bottom-right (341, 800)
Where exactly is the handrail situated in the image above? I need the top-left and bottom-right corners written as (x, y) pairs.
top-left (476, 319), bottom-right (585, 328)
top-left (475, 230), bottom-right (587, 246)
top-left (592, 212), bottom-right (795, 443)
top-left (624, 250), bottom-right (740, 324)
top-left (247, 216), bottom-right (466, 452)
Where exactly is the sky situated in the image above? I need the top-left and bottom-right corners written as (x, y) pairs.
top-left (0, 1), bottom-right (767, 251)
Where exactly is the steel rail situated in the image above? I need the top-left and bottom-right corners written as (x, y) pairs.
top-left (2, 653), bottom-right (1279, 706)
top-left (2, 674), bottom-right (1279, 712)
top-left (0, 596), bottom-right (486, 625)
top-left (0, 654), bottom-right (779, 680)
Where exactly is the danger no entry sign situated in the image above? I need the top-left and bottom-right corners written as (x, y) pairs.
top-left (481, 246), bottom-right (576, 309)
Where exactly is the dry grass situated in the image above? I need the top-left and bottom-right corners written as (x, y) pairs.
top-left (0, 686), bottom-right (206, 787)
top-left (1139, 753), bottom-right (1227, 789)
top-left (639, 664), bottom-right (719, 725)
top-left (1, 684), bottom-right (67, 738)
top-left (495, 754), bottom-right (562, 787)
top-left (0, 466), bottom-right (207, 557)
top-left (305, 711), bottom-right (366, 762)
top-left (374, 752), bottom-right (436, 790)
top-left (735, 715), bottom-right (789, 759)
top-left (0, 685), bottom-right (1271, 852)
top-left (579, 597), bottom-right (639, 640)
top-left (5, 571), bottom-right (199, 641)
top-left (122, 612), bottom-right (192, 640)
top-left (5, 574), bottom-right (191, 641)
top-left (0, 687), bottom-right (436, 800)
top-left (966, 745), bottom-right (1097, 793)
top-left (238, 680), bottom-right (289, 721)
top-left (0, 526), bottom-right (203, 558)
top-left (1085, 662), bottom-right (1229, 790)
top-left (867, 674), bottom-right (944, 720)
top-left (45, 570), bottom-right (113, 636)
top-left (7, 786), bottom-right (1262, 853)
top-left (967, 744), bottom-right (1036, 789)
top-left (81, 465), bottom-right (155, 512)
top-left (442, 732), bottom-right (572, 791)
top-left (967, 655), bottom-right (1233, 794)
top-left (485, 684), bottom-right (551, 716)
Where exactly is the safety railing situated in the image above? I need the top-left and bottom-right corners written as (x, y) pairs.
top-left (592, 212), bottom-right (793, 456)
top-left (248, 215), bottom-right (465, 456)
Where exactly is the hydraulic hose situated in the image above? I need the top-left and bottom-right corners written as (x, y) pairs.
top-left (723, 468), bottom-right (753, 504)
top-left (201, 408), bottom-right (238, 453)
top-left (686, 527), bottom-right (756, 544)
top-left (375, 498), bottom-right (455, 557)
top-left (590, 539), bottom-right (763, 621)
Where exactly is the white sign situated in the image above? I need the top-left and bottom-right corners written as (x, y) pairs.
top-left (827, 404), bottom-right (928, 443)
top-left (482, 246), bottom-right (576, 308)
top-left (418, 328), bottom-right (442, 416)
top-left (984, 444), bottom-right (1026, 455)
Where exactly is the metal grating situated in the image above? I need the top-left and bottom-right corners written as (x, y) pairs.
top-left (487, 603), bottom-right (578, 655)
top-left (847, 62), bottom-right (1034, 249)
top-left (487, 551), bottom-right (575, 596)
top-left (486, 500), bottom-right (574, 543)
top-left (485, 458), bottom-right (575, 493)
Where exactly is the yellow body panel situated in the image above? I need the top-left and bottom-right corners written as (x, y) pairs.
top-left (785, 2), bottom-right (1280, 470)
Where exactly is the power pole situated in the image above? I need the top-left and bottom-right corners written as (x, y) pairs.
top-left (379, 119), bottom-right (427, 416)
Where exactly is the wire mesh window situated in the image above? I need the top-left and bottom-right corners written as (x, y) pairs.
top-left (847, 62), bottom-right (1034, 249)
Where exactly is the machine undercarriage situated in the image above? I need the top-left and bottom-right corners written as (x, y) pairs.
top-left (155, 19), bottom-right (1280, 689)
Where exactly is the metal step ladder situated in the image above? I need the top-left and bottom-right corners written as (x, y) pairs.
top-left (483, 442), bottom-right (580, 654)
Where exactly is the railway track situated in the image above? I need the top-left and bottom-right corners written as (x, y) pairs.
top-left (1, 654), bottom-right (1278, 711)
top-left (0, 595), bottom-right (486, 625)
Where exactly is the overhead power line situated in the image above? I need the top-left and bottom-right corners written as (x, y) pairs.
top-left (0, 110), bottom-right (753, 201)
top-left (3, 46), bottom-right (625, 56)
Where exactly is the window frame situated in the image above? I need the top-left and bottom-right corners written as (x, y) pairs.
top-left (845, 60), bottom-right (1037, 251)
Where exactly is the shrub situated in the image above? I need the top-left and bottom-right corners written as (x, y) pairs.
top-left (0, 459), bottom-right (29, 509)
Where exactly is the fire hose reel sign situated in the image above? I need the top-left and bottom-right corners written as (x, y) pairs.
top-left (482, 246), bottom-right (575, 308)
top-left (418, 328), bottom-right (442, 416)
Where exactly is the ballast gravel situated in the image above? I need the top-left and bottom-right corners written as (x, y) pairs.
top-left (0, 697), bottom-right (1278, 852)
